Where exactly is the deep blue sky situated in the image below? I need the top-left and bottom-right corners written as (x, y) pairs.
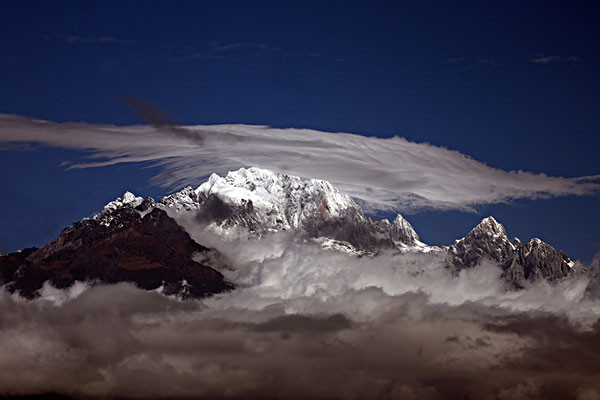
top-left (1, 1), bottom-right (599, 261)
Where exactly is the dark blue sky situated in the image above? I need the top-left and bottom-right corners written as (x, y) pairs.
top-left (1, 1), bottom-right (599, 261)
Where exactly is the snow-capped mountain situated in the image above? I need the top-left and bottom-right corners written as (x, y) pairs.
top-left (197, 167), bottom-right (357, 228)
top-left (450, 216), bottom-right (516, 270)
top-left (158, 168), bottom-right (577, 281)
top-left (158, 167), bottom-right (577, 280)
top-left (449, 216), bottom-right (574, 283)
top-left (160, 167), bottom-right (428, 253)
top-left (161, 167), bottom-right (359, 229)
top-left (0, 167), bottom-right (579, 299)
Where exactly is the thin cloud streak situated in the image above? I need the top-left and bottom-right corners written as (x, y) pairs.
top-left (0, 113), bottom-right (599, 213)
top-left (530, 55), bottom-right (580, 64)
top-left (209, 41), bottom-right (278, 52)
top-left (215, 43), bottom-right (276, 52)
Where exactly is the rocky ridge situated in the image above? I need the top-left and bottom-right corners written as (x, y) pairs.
top-left (448, 216), bottom-right (574, 282)
top-left (0, 194), bottom-right (232, 299)
top-left (0, 167), bottom-right (578, 299)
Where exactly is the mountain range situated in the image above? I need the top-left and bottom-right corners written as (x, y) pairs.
top-left (0, 167), bottom-right (577, 298)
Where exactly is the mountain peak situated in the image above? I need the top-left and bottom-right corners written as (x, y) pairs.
top-left (122, 191), bottom-right (138, 203)
top-left (391, 214), bottom-right (420, 243)
top-left (102, 191), bottom-right (143, 213)
top-left (195, 167), bottom-right (358, 229)
top-left (471, 216), bottom-right (507, 238)
top-left (154, 167), bottom-right (430, 252)
top-left (529, 237), bottom-right (544, 245)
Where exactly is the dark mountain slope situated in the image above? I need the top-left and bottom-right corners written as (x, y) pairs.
top-left (0, 197), bottom-right (232, 299)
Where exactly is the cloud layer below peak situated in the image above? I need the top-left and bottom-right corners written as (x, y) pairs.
top-left (1, 113), bottom-right (598, 212)
top-left (2, 230), bottom-right (600, 400)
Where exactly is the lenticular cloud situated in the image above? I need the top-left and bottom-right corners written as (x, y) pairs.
top-left (1, 113), bottom-right (599, 212)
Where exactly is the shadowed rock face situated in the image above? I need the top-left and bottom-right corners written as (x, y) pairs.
top-left (0, 199), bottom-right (232, 299)
top-left (516, 238), bottom-right (572, 281)
top-left (449, 217), bottom-right (573, 282)
top-left (450, 217), bottom-right (516, 270)
top-left (303, 208), bottom-right (420, 253)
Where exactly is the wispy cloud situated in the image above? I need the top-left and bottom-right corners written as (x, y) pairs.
top-left (445, 57), bottom-right (464, 63)
top-left (530, 54), bottom-right (580, 64)
top-left (210, 41), bottom-right (279, 52)
top-left (0, 112), bottom-right (598, 213)
top-left (172, 40), bottom-right (324, 64)
top-left (172, 41), bottom-right (280, 63)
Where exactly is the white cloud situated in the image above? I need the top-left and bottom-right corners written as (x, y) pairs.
top-left (530, 55), bottom-right (580, 64)
top-left (0, 113), bottom-right (598, 212)
top-left (1, 232), bottom-right (600, 399)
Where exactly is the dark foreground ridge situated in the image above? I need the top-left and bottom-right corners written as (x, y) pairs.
top-left (0, 197), bottom-right (232, 299)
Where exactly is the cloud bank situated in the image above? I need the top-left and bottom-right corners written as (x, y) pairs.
top-left (1, 230), bottom-right (600, 400)
top-left (0, 113), bottom-right (598, 212)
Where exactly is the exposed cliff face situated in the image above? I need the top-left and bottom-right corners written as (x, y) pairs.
top-left (448, 217), bottom-right (574, 282)
top-left (0, 194), bottom-right (232, 299)
top-left (449, 217), bottom-right (516, 270)
top-left (515, 238), bottom-right (573, 281)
